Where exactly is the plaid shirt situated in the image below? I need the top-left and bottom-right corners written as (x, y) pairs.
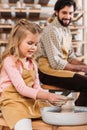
top-left (37, 17), bottom-right (76, 70)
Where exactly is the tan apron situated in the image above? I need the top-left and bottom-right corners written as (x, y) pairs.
top-left (0, 69), bottom-right (51, 129)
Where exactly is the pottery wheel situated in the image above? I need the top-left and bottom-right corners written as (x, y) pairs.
top-left (41, 106), bottom-right (87, 126)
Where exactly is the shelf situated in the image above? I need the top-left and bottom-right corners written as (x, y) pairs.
top-left (70, 25), bottom-right (86, 30)
top-left (72, 40), bottom-right (87, 43)
top-left (74, 10), bottom-right (85, 14)
top-left (0, 7), bottom-right (53, 13)
top-left (0, 3), bottom-right (54, 8)
top-left (0, 40), bottom-right (8, 45)
top-left (0, 24), bottom-right (13, 28)
top-left (71, 31), bottom-right (80, 35)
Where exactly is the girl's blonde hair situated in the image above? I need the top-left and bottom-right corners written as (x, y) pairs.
top-left (0, 19), bottom-right (42, 70)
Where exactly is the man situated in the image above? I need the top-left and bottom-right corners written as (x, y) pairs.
top-left (37, 0), bottom-right (87, 106)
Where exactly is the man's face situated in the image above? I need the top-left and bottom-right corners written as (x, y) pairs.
top-left (55, 6), bottom-right (74, 27)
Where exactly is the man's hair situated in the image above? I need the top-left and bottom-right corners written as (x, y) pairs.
top-left (54, 0), bottom-right (76, 12)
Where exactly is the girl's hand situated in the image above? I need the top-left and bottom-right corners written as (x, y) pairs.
top-left (47, 92), bottom-right (67, 106)
top-left (36, 90), bottom-right (67, 106)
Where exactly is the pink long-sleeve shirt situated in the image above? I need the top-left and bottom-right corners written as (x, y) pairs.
top-left (0, 56), bottom-right (42, 99)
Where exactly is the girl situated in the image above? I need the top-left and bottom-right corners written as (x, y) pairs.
top-left (0, 19), bottom-right (66, 130)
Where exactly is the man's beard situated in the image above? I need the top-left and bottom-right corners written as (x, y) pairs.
top-left (58, 17), bottom-right (71, 27)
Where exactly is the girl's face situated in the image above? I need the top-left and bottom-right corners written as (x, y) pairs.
top-left (18, 32), bottom-right (40, 58)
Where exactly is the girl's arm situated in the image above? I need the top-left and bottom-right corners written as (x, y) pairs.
top-left (3, 56), bottom-right (40, 99)
top-left (3, 56), bottom-right (67, 105)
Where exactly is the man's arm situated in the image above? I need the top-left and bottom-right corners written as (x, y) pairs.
top-left (64, 58), bottom-right (87, 73)
top-left (71, 58), bottom-right (86, 65)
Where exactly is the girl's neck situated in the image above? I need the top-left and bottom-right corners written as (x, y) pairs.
top-left (20, 57), bottom-right (33, 70)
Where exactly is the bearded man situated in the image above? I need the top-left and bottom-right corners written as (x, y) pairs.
top-left (37, 0), bottom-right (87, 106)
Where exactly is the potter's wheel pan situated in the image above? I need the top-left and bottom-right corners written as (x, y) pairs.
top-left (41, 106), bottom-right (87, 126)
